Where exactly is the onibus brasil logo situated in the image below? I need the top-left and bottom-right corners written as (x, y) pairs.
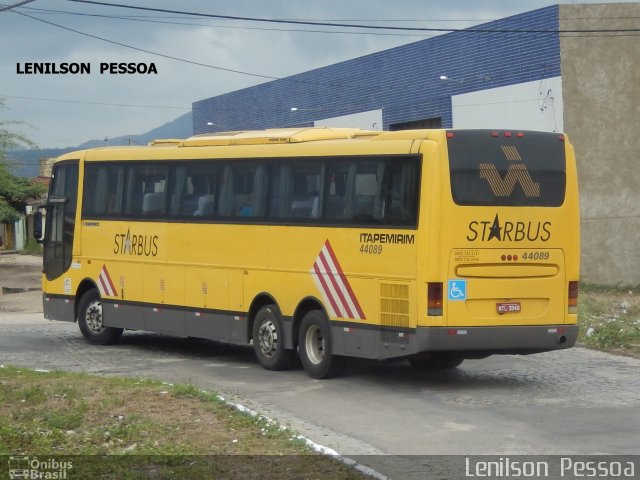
top-left (8, 456), bottom-right (73, 480)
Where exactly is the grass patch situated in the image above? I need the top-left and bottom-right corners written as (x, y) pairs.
top-left (0, 366), bottom-right (365, 479)
top-left (578, 284), bottom-right (640, 357)
top-left (19, 239), bottom-right (42, 255)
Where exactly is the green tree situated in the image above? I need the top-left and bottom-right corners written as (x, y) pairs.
top-left (0, 98), bottom-right (44, 224)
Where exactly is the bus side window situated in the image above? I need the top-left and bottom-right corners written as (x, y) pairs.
top-left (169, 166), bottom-right (189, 216)
top-left (170, 164), bottom-right (217, 218)
top-left (83, 166), bottom-right (107, 216)
top-left (288, 163), bottom-right (323, 219)
top-left (217, 166), bottom-right (234, 217)
top-left (125, 165), bottom-right (168, 216)
top-left (251, 166), bottom-right (267, 217)
top-left (267, 165), bottom-right (293, 219)
top-left (345, 160), bottom-right (386, 223)
top-left (83, 164), bottom-right (124, 217)
top-left (355, 160), bottom-right (387, 222)
top-left (233, 164), bottom-right (267, 218)
top-left (194, 194), bottom-right (215, 216)
top-left (386, 159), bottom-right (419, 225)
top-left (142, 192), bottom-right (166, 215)
top-left (107, 167), bottom-right (125, 214)
top-left (324, 167), bottom-right (347, 220)
top-left (354, 173), bottom-right (377, 218)
top-left (267, 167), bottom-right (282, 218)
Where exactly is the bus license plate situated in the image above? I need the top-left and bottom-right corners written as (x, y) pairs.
top-left (497, 302), bottom-right (521, 314)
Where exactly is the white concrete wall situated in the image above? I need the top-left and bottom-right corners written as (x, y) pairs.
top-left (451, 77), bottom-right (563, 132)
top-left (314, 109), bottom-right (383, 131)
top-left (14, 218), bottom-right (25, 251)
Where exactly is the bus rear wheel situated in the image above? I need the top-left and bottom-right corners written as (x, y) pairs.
top-left (77, 289), bottom-right (123, 345)
top-left (298, 310), bottom-right (345, 379)
top-left (407, 354), bottom-right (463, 370)
top-left (252, 305), bottom-right (296, 370)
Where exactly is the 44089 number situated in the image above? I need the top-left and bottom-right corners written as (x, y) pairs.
top-left (521, 251), bottom-right (550, 261)
top-left (360, 244), bottom-right (383, 255)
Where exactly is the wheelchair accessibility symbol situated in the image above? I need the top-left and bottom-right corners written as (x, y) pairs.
top-left (448, 280), bottom-right (467, 301)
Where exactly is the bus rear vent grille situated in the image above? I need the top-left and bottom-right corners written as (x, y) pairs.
top-left (380, 283), bottom-right (410, 328)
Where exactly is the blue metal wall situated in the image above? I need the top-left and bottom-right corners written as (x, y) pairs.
top-left (193, 6), bottom-right (560, 134)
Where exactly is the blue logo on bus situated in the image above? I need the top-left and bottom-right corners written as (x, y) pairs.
top-left (448, 280), bottom-right (467, 301)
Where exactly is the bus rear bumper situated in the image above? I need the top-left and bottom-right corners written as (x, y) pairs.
top-left (332, 323), bottom-right (578, 360)
top-left (412, 324), bottom-right (578, 356)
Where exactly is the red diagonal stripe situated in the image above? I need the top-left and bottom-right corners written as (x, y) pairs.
top-left (318, 250), bottom-right (354, 319)
top-left (313, 263), bottom-right (342, 317)
top-left (101, 265), bottom-right (117, 297)
top-left (102, 265), bottom-right (117, 294)
top-left (324, 240), bottom-right (365, 319)
top-left (98, 274), bottom-right (110, 296)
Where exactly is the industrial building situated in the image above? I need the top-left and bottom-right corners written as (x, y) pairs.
top-left (193, 3), bottom-right (640, 285)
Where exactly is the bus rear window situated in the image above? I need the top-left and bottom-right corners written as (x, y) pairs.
top-left (447, 130), bottom-right (566, 207)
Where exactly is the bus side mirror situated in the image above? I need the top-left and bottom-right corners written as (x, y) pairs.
top-left (33, 209), bottom-right (45, 243)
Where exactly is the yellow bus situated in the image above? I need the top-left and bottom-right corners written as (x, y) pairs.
top-left (36, 127), bottom-right (580, 378)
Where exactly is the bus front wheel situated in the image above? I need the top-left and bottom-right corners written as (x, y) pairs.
top-left (298, 310), bottom-right (345, 379)
top-left (77, 289), bottom-right (123, 345)
top-left (252, 305), bottom-right (296, 370)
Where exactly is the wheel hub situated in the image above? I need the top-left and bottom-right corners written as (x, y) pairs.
top-left (85, 300), bottom-right (105, 335)
top-left (257, 320), bottom-right (278, 357)
top-left (305, 325), bottom-right (325, 365)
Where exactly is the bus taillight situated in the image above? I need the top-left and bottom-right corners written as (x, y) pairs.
top-left (428, 282), bottom-right (443, 316)
top-left (568, 281), bottom-right (579, 314)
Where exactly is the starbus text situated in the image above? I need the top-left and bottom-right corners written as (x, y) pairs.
top-left (113, 230), bottom-right (159, 256)
top-left (467, 218), bottom-right (551, 242)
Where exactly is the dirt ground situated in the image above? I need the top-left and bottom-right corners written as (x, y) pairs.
top-left (0, 253), bottom-right (43, 313)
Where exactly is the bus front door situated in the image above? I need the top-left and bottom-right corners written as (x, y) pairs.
top-left (43, 162), bottom-right (78, 281)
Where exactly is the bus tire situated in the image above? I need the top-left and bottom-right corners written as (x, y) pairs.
top-left (298, 310), bottom-right (345, 379)
top-left (408, 354), bottom-right (463, 370)
top-left (252, 305), bottom-right (296, 370)
top-left (77, 289), bottom-right (123, 345)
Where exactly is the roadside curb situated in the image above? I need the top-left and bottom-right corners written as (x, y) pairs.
top-left (215, 393), bottom-right (389, 480)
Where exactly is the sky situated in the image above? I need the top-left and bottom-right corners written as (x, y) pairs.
top-left (0, 0), bottom-right (635, 149)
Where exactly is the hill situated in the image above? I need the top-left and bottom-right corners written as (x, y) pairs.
top-left (6, 112), bottom-right (192, 177)
top-left (76, 112), bottom-right (193, 149)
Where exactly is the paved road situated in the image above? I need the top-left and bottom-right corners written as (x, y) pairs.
top-left (1, 312), bottom-right (639, 478)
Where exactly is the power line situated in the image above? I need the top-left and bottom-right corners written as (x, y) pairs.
top-left (10, 4), bottom-right (640, 38)
top-left (11, 10), bottom-right (283, 82)
top-left (64, 0), bottom-right (640, 34)
top-left (10, 6), bottom-right (638, 100)
top-left (7, 5), bottom-right (439, 38)
top-left (1, 94), bottom-right (191, 110)
top-left (5, 2), bottom-right (638, 108)
top-left (0, 0), bottom-right (34, 12)
top-left (9, 2), bottom-right (640, 23)
top-left (5, 2), bottom-right (495, 23)
top-left (11, 10), bottom-right (415, 91)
